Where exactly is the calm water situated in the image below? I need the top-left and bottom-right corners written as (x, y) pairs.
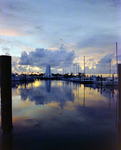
top-left (0, 80), bottom-right (120, 150)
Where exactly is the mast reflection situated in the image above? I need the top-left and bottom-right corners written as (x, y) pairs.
top-left (83, 84), bottom-right (85, 107)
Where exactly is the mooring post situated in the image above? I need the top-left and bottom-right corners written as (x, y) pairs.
top-left (101, 75), bottom-right (102, 85)
top-left (100, 75), bottom-right (102, 94)
top-left (118, 64), bottom-right (121, 149)
top-left (118, 64), bottom-right (121, 122)
top-left (0, 55), bottom-right (12, 135)
top-left (98, 75), bottom-right (99, 81)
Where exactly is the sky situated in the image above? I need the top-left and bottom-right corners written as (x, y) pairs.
top-left (0, 0), bottom-right (121, 74)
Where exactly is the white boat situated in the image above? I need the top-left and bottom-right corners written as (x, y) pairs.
top-left (102, 78), bottom-right (118, 86)
top-left (69, 77), bottom-right (81, 82)
top-left (80, 76), bottom-right (98, 84)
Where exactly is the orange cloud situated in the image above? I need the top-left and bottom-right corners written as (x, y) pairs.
top-left (0, 29), bottom-right (20, 36)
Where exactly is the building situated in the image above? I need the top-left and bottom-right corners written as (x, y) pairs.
top-left (44, 65), bottom-right (52, 77)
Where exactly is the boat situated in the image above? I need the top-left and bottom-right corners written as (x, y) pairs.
top-left (69, 77), bottom-right (81, 82)
top-left (11, 73), bottom-right (21, 81)
top-left (102, 78), bottom-right (118, 86)
top-left (20, 75), bottom-right (34, 81)
top-left (80, 76), bottom-right (97, 84)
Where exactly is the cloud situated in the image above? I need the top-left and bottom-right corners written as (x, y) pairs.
top-left (1, 46), bottom-right (11, 54)
top-left (95, 53), bottom-right (115, 74)
top-left (0, 28), bottom-right (19, 36)
top-left (12, 56), bottom-right (20, 72)
top-left (81, 53), bottom-right (116, 74)
top-left (77, 34), bottom-right (120, 49)
top-left (19, 46), bottom-right (75, 68)
top-left (97, 53), bottom-right (114, 64)
top-left (1, 0), bottom-right (120, 74)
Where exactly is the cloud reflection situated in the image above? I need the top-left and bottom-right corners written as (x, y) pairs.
top-left (19, 80), bottom-right (75, 107)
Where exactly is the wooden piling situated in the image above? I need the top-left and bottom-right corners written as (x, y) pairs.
top-left (0, 55), bottom-right (12, 134)
top-left (118, 64), bottom-right (121, 150)
top-left (118, 64), bottom-right (121, 121)
top-left (101, 75), bottom-right (102, 85)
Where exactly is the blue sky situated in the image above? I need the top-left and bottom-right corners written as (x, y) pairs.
top-left (0, 0), bottom-right (121, 74)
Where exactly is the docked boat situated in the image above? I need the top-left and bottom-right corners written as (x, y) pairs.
top-left (102, 78), bottom-right (118, 86)
top-left (20, 75), bottom-right (34, 81)
top-left (80, 76), bottom-right (97, 84)
top-left (11, 73), bottom-right (21, 81)
top-left (69, 77), bottom-right (81, 82)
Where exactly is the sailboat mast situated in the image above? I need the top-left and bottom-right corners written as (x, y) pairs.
top-left (109, 59), bottom-right (111, 77)
top-left (116, 42), bottom-right (118, 77)
top-left (84, 56), bottom-right (85, 76)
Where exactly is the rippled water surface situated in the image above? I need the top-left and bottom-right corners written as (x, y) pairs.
top-left (0, 80), bottom-right (120, 150)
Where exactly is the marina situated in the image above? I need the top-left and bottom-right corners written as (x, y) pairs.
top-left (0, 0), bottom-right (121, 149)
top-left (0, 56), bottom-right (121, 150)
top-left (11, 72), bottom-right (119, 86)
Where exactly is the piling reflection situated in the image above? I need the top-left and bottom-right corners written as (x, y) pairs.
top-left (2, 134), bottom-right (13, 150)
top-left (118, 100), bottom-right (121, 150)
top-left (118, 122), bottom-right (121, 150)
top-left (1, 101), bottom-right (13, 150)
top-left (1, 102), bottom-right (12, 135)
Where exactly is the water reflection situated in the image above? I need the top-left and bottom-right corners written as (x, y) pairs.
top-left (0, 80), bottom-right (120, 150)
top-left (45, 80), bottom-right (51, 93)
top-left (1, 93), bottom-right (13, 150)
top-left (2, 134), bottom-right (13, 150)
top-left (118, 122), bottom-right (121, 150)
top-left (19, 80), bottom-right (74, 108)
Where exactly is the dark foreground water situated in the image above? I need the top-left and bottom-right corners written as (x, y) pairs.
top-left (0, 80), bottom-right (120, 150)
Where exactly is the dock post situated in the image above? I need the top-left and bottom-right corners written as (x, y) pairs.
top-left (118, 64), bottom-right (121, 122)
top-left (98, 75), bottom-right (99, 81)
top-left (118, 64), bottom-right (121, 150)
top-left (101, 75), bottom-right (102, 85)
top-left (0, 55), bottom-right (12, 135)
top-left (101, 75), bottom-right (102, 94)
